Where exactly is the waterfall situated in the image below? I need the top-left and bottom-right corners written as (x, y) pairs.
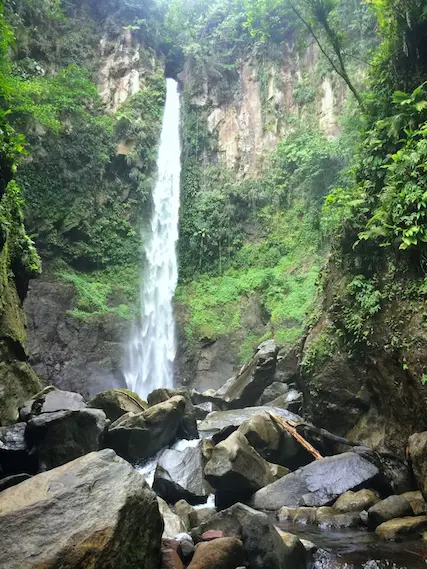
top-left (124, 78), bottom-right (181, 400)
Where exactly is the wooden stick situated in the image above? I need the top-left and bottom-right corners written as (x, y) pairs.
top-left (268, 412), bottom-right (323, 461)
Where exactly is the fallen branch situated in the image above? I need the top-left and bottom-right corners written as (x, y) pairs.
top-left (269, 413), bottom-right (323, 460)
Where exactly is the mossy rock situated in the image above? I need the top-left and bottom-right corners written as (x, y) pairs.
top-left (88, 388), bottom-right (147, 422)
top-left (0, 344), bottom-right (41, 426)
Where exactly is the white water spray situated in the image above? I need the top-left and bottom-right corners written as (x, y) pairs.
top-left (124, 78), bottom-right (181, 399)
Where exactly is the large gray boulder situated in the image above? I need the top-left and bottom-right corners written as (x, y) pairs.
top-left (204, 431), bottom-right (276, 496)
top-left (0, 449), bottom-right (163, 569)
top-left (19, 388), bottom-right (86, 421)
top-left (148, 387), bottom-right (198, 439)
top-left (408, 431), bottom-right (427, 500)
top-left (256, 382), bottom-right (289, 406)
top-left (237, 411), bottom-right (312, 469)
top-left (251, 452), bottom-right (380, 510)
top-left (26, 408), bottom-right (107, 471)
top-left (153, 440), bottom-right (211, 505)
top-left (105, 395), bottom-right (186, 463)
top-left (215, 341), bottom-right (279, 408)
top-left (0, 422), bottom-right (36, 475)
top-left (191, 502), bottom-right (305, 569)
top-left (88, 388), bottom-right (147, 422)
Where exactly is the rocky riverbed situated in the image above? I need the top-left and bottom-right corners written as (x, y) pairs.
top-left (1, 340), bottom-right (427, 569)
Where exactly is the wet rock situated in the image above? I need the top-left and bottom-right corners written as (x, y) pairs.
top-left (190, 390), bottom-right (227, 412)
top-left (105, 395), bottom-right (186, 462)
top-left (215, 341), bottom-right (279, 408)
top-left (192, 502), bottom-right (305, 569)
top-left (148, 387), bottom-right (198, 440)
top-left (256, 382), bottom-right (289, 406)
top-left (251, 452), bottom-right (380, 510)
top-left (277, 506), bottom-right (317, 524)
top-left (274, 528), bottom-right (307, 568)
top-left (0, 473), bottom-right (31, 492)
top-left (375, 516), bottom-right (427, 540)
top-left (316, 507), bottom-right (362, 528)
top-left (26, 408), bottom-right (107, 471)
top-left (201, 529), bottom-right (225, 541)
top-left (204, 431), bottom-right (276, 499)
top-left (0, 422), bottom-right (36, 475)
top-left (199, 406), bottom-right (302, 441)
top-left (158, 497), bottom-right (187, 538)
top-left (88, 388), bottom-right (147, 422)
top-left (0, 449), bottom-right (163, 569)
top-left (300, 539), bottom-right (318, 554)
top-left (367, 495), bottom-right (413, 528)
top-left (238, 410), bottom-right (312, 469)
top-left (189, 507), bottom-right (216, 528)
top-left (188, 537), bottom-right (245, 569)
top-left (333, 489), bottom-right (379, 513)
top-left (402, 491), bottom-right (427, 515)
top-left (175, 499), bottom-right (194, 530)
top-left (175, 533), bottom-right (195, 562)
top-left (162, 547), bottom-right (184, 569)
top-left (19, 388), bottom-right (86, 421)
top-left (153, 441), bottom-right (211, 505)
top-left (408, 432), bottom-right (427, 500)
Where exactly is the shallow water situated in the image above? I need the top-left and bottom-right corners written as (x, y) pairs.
top-left (275, 519), bottom-right (427, 569)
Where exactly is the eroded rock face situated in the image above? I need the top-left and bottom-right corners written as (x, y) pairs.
top-left (0, 449), bottom-right (163, 569)
top-left (0, 422), bottom-right (36, 476)
top-left (153, 441), bottom-right (211, 505)
top-left (215, 341), bottom-right (279, 408)
top-left (105, 395), bottom-right (186, 463)
top-left (251, 452), bottom-right (380, 510)
top-left (191, 503), bottom-right (305, 569)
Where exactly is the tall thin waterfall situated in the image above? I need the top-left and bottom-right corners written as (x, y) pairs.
top-left (124, 78), bottom-right (181, 399)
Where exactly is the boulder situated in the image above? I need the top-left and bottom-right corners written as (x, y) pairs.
top-left (190, 390), bottom-right (227, 412)
top-left (0, 422), bottom-right (36, 475)
top-left (26, 408), bottom-right (107, 471)
top-left (189, 507), bottom-right (216, 528)
top-left (316, 507), bottom-right (361, 528)
top-left (215, 340), bottom-right (279, 408)
top-left (187, 537), bottom-right (244, 569)
top-left (408, 432), bottom-right (427, 499)
top-left (0, 449), bottom-right (162, 569)
top-left (251, 452), bottom-right (381, 510)
top-left (204, 431), bottom-right (276, 500)
top-left (153, 441), bottom-right (210, 505)
top-left (158, 497), bottom-right (187, 538)
top-left (88, 388), bottom-right (147, 422)
top-left (194, 401), bottom-right (219, 420)
top-left (375, 516), bottom-right (427, 540)
top-left (148, 387), bottom-right (198, 440)
top-left (19, 388), bottom-right (86, 421)
top-left (174, 533), bottom-right (195, 562)
top-left (256, 382), bottom-right (289, 406)
top-left (367, 495), bottom-right (413, 528)
top-left (199, 407), bottom-right (302, 441)
top-left (237, 411), bottom-right (312, 469)
top-left (105, 395), bottom-right (186, 463)
top-left (401, 491), bottom-right (427, 515)
top-left (174, 499), bottom-right (194, 530)
top-left (333, 489), bottom-right (379, 513)
top-left (191, 503), bottom-right (305, 569)
top-left (273, 528), bottom-right (307, 568)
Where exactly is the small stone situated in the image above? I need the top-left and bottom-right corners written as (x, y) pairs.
top-left (188, 537), bottom-right (244, 569)
top-left (367, 495), bottom-right (413, 528)
top-left (201, 529), bottom-right (224, 541)
top-left (333, 489), bottom-right (379, 513)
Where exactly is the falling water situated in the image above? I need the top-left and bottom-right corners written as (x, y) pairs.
top-left (124, 78), bottom-right (181, 399)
